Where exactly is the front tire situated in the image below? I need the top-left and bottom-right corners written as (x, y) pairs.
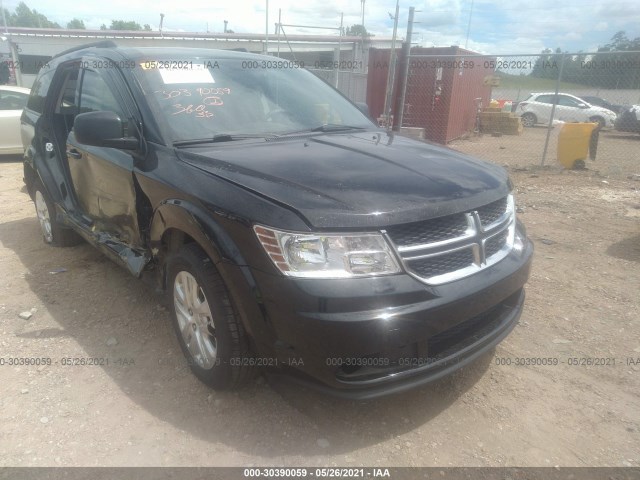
top-left (521, 112), bottom-right (536, 127)
top-left (167, 243), bottom-right (253, 389)
top-left (33, 181), bottom-right (81, 247)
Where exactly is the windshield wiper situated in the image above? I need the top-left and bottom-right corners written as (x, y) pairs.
top-left (173, 134), bottom-right (272, 147)
top-left (310, 124), bottom-right (368, 132)
top-left (275, 124), bottom-right (369, 137)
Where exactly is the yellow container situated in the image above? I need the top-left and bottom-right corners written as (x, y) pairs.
top-left (557, 122), bottom-right (598, 169)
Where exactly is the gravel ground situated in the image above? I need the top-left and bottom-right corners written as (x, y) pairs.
top-left (0, 132), bottom-right (639, 467)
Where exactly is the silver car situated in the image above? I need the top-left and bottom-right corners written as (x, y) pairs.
top-left (516, 92), bottom-right (617, 129)
top-left (0, 85), bottom-right (30, 155)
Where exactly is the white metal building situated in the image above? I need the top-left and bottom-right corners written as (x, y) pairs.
top-left (1, 27), bottom-right (394, 102)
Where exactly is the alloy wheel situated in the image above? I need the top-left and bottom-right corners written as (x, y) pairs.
top-left (173, 271), bottom-right (217, 369)
top-left (35, 191), bottom-right (53, 243)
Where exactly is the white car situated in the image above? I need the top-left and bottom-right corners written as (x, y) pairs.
top-left (516, 92), bottom-right (617, 129)
top-left (0, 85), bottom-right (30, 155)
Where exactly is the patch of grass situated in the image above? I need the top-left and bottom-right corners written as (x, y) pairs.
top-left (495, 72), bottom-right (588, 91)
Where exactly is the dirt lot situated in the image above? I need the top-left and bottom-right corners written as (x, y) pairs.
top-left (0, 130), bottom-right (639, 467)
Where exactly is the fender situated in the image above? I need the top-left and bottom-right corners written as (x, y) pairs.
top-left (149, 198), bottom-right (276, 356)
top-left (26, 150), bottom-right (75, 229)
top-left (149, 198), bottom-right (246, 266)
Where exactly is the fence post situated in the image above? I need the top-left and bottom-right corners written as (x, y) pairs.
top-left (396, 6), bottom-right (415, 130)
top-left (382, 0), bottom-right (400, 130)
top-left (541, 53), bottom-right (566, 166)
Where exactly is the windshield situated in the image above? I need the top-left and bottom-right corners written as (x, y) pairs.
top-left (133, 56), bottom-right (375, 143)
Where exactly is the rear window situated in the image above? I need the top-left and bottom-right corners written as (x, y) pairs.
top-left (26, 70), bottom-right (55, 114)
top-left (0, 90), bottom-right (29, 110)
top-left (535, 94), bottom-right (555, 104)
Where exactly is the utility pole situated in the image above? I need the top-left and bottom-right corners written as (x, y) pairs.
top-left (465, 0), bottom-right (474, 48)
top-left (382, 0), bottom-right (400, 129)
top-left (265, 0), bottom-right (269, 54)
top-left (396, 6), bottom-right (415, 129)
top-left (1, 0), bottom-right (22, 86)
top-left (360, 0), bottom-right (366, 67)
top-left (541, 53), bottom-right (566, 166)
top-left (276, 9), bottom-right (281, 57)
top-left (224, 20), bottom-right (228, 33)
top-left (1, 0), bottom-right (8, 34)
top-left (159, 13), bottom-right (164, 36)
top-left (336, 12), bottom-right (343, 89)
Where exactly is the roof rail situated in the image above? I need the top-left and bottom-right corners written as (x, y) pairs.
top-left (53, 40), bottom-right (118, 60)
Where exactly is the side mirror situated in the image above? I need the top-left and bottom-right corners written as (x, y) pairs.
top-left (74, 111), bottom-right (138, 150)
top-left (577, 103), bottom-right (588, 109)
top-left (355, 102), bottom-right (370, 117)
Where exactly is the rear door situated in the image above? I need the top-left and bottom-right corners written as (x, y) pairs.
top-left (556, 94), bottom-right (586, 122)
top-left (65, 63), bottom-right (143, 248)
top-left (530, 94), bottom-right (555, 123)
top-left (0, 88), bottom-right (29, 154)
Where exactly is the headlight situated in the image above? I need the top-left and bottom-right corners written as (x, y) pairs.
top-left (254, 225), bottom-right (401, 278)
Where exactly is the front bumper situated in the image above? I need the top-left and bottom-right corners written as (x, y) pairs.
top-left (252, 229), bottom-right (534, 400)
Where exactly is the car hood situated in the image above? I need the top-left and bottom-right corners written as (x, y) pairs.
top-left (176, 131), bottom-right (511, 229)
top-left (590, 105), bottom-right (617, 116)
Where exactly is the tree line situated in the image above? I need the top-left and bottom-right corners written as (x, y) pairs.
top-left (1, 1), bottom-right (151, 30)
top-left (530, 31), bottom-right (640, 89)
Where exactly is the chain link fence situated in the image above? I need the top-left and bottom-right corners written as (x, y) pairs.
top-left (307, 68), bottom-right (368, 104)
top-left (393, 50), bottom-right (640, 175)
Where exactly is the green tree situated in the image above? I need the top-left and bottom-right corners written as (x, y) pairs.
top-left (563, 52), bottom-right (587, 84)
top-left (7, 1), bottom-right (60, 28)
top-left (530, 48), bottom-right (552, 79)
top-left (108, 20), bottom-right (149, 31)
top-left (66, 18), bottom-right (86, 29)
top-left (344, 24), bottom-right (372, 37)
top-left (602, 31), bottom-right (640, 51)
top-left (1, 7), bottom-right (10, 25)
top-left (590, 31), bottom-right (640, 88)
top-left (530, 48), bottom-right (565, 80)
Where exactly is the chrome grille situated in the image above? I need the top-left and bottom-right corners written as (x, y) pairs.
top-left (405, 248), bottom-right (475, 278)
top-left (477, 197), bottom-right (508, 227)
top-left (387, 195), bottom-right (515, 284)
top-left (386, 214), bottom-right (469, 247)
top-left (485, 229), bottom-right (509, 258)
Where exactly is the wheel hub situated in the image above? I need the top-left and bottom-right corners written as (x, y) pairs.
top-left (173, 271), bottom-right (217, 369)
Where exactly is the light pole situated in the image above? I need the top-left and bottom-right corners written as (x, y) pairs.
top-left (464, 0), bottom-right (474, 49)
top-left (1, 0), bottom-right (21, 86)
top-left (1, 0), bottom-right (8, 34)
top-left (159, 13), bottom-right (164, 36)
top-left (265, 0), bottom-right (269, 54)
top-left (382, 0), bottom-right (400, 129)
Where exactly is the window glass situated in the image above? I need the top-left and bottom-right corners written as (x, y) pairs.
top-left (134, 58), bottom-right (373, 142)
top-left (0, 90), bottom-right (29, 110)
top-left (56, 68), bottom-right (80, 115)
top-left (26, 70), bottom-right (54, 113)
top-left (558, 96), bottom-right (580, 107)
top-left (78, 70), bottom-right (124, 118)
top-left (18, 55), bottom-right (52, 75)
top-left (536, 95), bottom-right (555, 104)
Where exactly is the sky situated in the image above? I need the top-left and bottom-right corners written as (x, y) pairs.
top-left (2, 0), bottom-right (639, 54)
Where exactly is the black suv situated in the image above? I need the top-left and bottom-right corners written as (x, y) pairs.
top-left (22, 42), bottom-right (533, 399)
